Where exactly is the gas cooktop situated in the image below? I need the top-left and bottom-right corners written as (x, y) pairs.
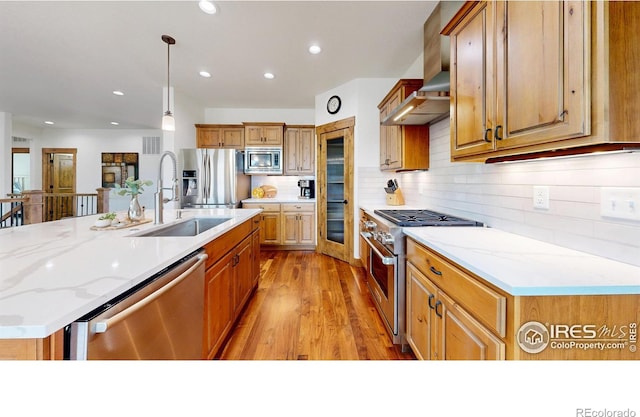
top-left (374, 209), bottom-right (483, 227)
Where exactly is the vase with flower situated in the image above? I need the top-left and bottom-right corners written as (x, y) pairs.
top-left (114, 177), bottom-right (153, 221)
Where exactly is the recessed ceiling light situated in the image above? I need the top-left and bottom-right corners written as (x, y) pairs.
top-left (308, 45), bottom-right (322, 54)
top-left (44, 121), bottom-right (54, 125)
top-left (110, 121), bottom-right (119, 126)
top-left (199, 71), bottom-right (211, 78)
top-left (263, 72), bottom-right (275, 79)
top-left (112, 90), bottom-right (124, 96)
top-left (199, 0), bottom-right (217, 14)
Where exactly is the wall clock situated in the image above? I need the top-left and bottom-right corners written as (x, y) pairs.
top-left (327, 95), bottom-right (341, 114)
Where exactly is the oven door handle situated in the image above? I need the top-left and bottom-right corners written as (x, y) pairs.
top-left (360, 231), bottom-right (396, 265)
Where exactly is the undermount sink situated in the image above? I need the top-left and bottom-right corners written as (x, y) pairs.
top-left (135, 217), bottom-right (232, 237)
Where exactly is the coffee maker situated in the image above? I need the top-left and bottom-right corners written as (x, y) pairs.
top-left (297, 179), bottom-right (315, 199)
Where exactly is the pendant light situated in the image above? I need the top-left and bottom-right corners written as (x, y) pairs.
top-left (161, 35), bottom-right (176, 131)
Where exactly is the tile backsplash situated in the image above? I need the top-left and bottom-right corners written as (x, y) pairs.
top-left (250, 175), bottom-right (313, 200)
top-left (359, 118), bottom-right (640, 267)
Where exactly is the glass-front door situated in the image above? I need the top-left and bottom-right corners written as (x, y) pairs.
top-left (316, 117), bottom-right (354, 263)
top-left (326, 136), bottom-right (345, 244)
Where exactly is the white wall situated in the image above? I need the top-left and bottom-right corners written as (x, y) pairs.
top-left (315, 78), bottom-right (405, 257)
top-left (358, 118), bottom-right (640, 267)
top-left (33, 128), bottom-right (162, 210)
top-left (204, 108), bottom-right (315, 125)
top-left (0, 112), bottom-right (11, 197)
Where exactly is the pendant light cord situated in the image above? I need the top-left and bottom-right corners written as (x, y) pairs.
top-left (166, 38), bottom-right (170, 114)
top-left (162, 35), bottom-right (175, 117)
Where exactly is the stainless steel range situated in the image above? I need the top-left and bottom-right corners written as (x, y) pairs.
top-left (359, 208), bottom-right (483, 346)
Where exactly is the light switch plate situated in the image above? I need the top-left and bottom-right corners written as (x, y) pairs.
top-left (533, 186), bottom-right (550, 209)
top-left (600, 187), bottom-right (640, 221)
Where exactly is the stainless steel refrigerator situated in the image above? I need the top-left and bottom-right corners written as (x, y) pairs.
top-left (179, 149), bottom-right (250, 208)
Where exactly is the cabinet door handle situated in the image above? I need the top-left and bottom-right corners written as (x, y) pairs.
top-left (435, 300), bottom-right (443, 318)
top-left (429, 265), bottom-right (443, 276)
top-left (484, 128), bottom-right (492, 143)
top-left (428, 294), bottom-right (435, 310)
top-left (417, 315), bottom-right (424, 323)
top-left (495, 125), bottom-right (503, 141)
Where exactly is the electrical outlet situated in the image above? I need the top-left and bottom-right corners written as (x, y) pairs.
top-left (600, 187), bottom-right (640, 221)
top-left (533, 186), bottom-right (550, 209)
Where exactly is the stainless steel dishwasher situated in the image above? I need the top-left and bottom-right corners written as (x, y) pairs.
top-left (66, 250), bottom-right (207, 360)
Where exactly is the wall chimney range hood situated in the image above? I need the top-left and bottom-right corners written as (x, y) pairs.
top-left (382, 1), bottom-right (463, 126)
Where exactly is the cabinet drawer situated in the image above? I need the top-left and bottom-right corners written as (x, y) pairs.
top-left (243, 203), bottom-right (280, 212)
top-left (281, 203), bottom-right (314, 212)
top-left (407, 238), bottom-right (506, 337)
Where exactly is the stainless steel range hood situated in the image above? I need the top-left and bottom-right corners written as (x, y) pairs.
top-left (382, 1), bottom-right (463, 126)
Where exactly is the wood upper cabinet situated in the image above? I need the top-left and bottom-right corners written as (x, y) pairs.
top-left (378, 79), bottom-right (430, 171)
top-left (284, 126), bottom-right (315, 175)
top-left (244, 122), bottom-right (285, 146)
top-left (281, 203), bottom-right (315, 246)
top-left (448, 1), bottom-right (589, 159)
top-left (447, 1), bottom-right (640, 162)
top-left (196, 124), bottom-right (245, 149)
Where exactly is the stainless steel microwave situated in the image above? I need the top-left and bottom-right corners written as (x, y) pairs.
top-left (244, 147), bottom-right (282, 175)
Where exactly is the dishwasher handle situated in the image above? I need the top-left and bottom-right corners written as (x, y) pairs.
top-left (94, 253), bottom-right (208, 333)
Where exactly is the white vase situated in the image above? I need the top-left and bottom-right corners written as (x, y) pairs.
top-left (128, 194), bottom-right (144, 221)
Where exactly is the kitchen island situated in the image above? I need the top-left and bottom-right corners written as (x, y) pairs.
top-left (403, 227), bottom-right (640, 360)
top-left (0, 208), bottom-right (261, 359)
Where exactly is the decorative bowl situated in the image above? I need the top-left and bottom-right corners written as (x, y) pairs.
top-left (94, 219), bottom-right (112, 228)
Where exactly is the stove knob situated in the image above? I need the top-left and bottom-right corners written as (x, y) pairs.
top-left (363, 220), bottom-right (377, 231)
top-left (378, 232), bottom-right (395, 245)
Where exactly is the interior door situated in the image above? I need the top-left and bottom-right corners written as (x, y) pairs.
top-left (316, 117), bottom-right (354, 263)
top-left (42, 148), bottom-right (77, 220)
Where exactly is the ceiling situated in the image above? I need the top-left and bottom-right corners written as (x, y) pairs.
top-left (0, 1), bottom-right (436, 130)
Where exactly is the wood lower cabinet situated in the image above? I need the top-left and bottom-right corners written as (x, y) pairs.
top-left (282, 203), bottom-right (315, 246)
top-left (233, 236), bottom-right (254, 315)
top-left (244, 122), bottom-right (285, 146)
top-left (202, 215), bottom-right (260, 359)
top-left (407, 237), bottom-right (640, 360)
top-left (0, 330), bottom-right (64, 360)
top-left (243, 203), bottom-right (281, 245)
top-left (243, 202), bottom-right (316, 249)
top-left (406, 266), bottom-right (437, 360)
top-left (378, 79), bottom-right (430, 171)
top-left (251, 223), bottom-right (261, 287)
top-left (406, 261), bottom-right (505, 360)
top-left (204, 250), bottom-right (234, 359)
top-left (195, 124), bottom-right (245, 149)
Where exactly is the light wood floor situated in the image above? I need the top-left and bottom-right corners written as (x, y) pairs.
top-left (219, 250), bottom-right (415, 360)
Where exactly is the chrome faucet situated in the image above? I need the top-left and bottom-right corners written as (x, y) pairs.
top-left (154, 151), bottom-right (179, 225)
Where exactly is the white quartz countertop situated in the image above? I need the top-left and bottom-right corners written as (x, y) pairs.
top-left (0, 208), bottom-right (260, 339)
top-left (242, 197), bottom-right (316, 204)
top-left (403, 227), bottom-right (640, 296)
